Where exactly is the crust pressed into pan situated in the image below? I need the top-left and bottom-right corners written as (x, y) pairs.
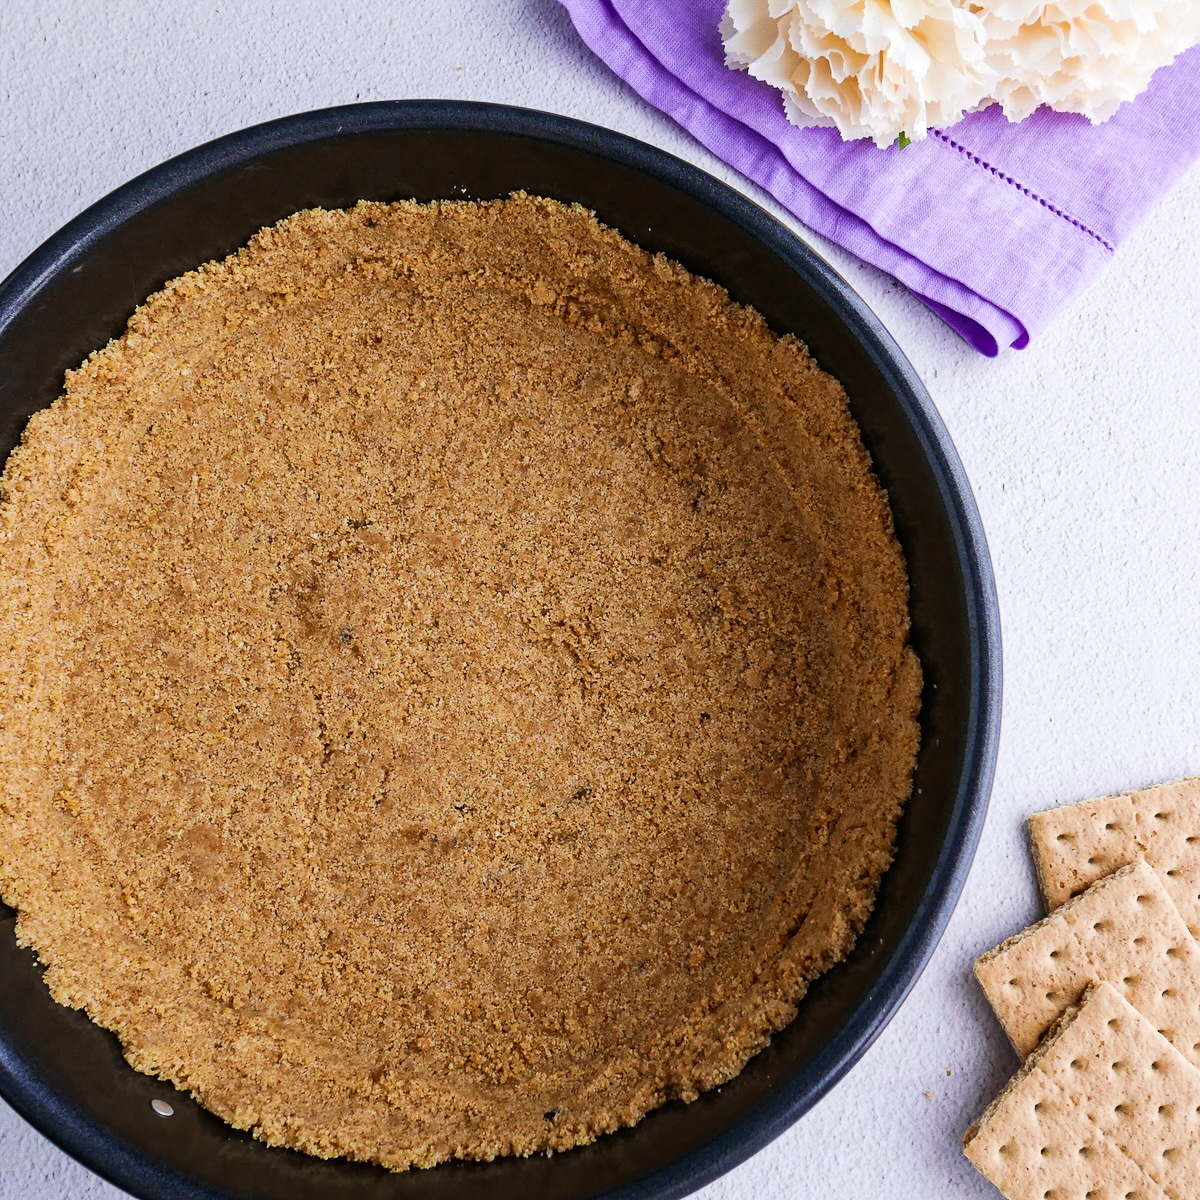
top-left (0, 194), bottom-right (920, 1169)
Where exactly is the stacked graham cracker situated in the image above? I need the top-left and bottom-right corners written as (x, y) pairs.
top-left (964, 777), bottom-right (1200, 1199)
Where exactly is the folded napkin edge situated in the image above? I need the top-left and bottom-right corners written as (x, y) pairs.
top-left (561, 0), bottom-right (1033, 352)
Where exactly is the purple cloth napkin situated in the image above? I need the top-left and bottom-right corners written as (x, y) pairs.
top-left (559, 0), bottom-right (1200, 355)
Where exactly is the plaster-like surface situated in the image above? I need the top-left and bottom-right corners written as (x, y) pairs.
top-left (1, 3), bottom-right (1197, 1196)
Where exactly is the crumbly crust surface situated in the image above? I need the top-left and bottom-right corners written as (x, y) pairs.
top-left (0, 195), bottom-right (919, 1169)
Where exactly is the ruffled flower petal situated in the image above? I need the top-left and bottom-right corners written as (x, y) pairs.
top-left (974, 0), bottom-right (1200, 123)
top-left (722, 0), bottom-right (1200, 144)
top-left (722, 0), bottom-right (995, 148)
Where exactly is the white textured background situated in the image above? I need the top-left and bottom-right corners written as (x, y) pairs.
top-left (1, 2), bottom-right (1198, 1197)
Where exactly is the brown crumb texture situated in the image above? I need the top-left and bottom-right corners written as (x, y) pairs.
top-left (0, 195), bottom-right (920, 1170)
top-left (1029, 778), bottom-right (1200, 936)
top-left (974, 860), bottom-right (1200, 1061)
top-left (963, 982), bottom-right (1200, 1200)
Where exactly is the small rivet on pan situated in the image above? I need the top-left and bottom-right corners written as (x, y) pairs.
top-left (151, 1099), bottom-right (175, 1118)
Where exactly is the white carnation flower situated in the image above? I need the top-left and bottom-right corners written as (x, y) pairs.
top-left (974, 0), bottom-right (1200, 123)
top-left (721, 0), bottom-right (996, 148)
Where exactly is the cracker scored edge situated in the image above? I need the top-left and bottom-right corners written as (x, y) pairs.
top-left (1027, 775), bottom-right (1200, 914)
top-left (972, 858), bottom-right (1200, 1059)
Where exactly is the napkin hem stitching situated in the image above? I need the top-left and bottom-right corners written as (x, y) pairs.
top-left (930, 130), bottom-right (1115, 254)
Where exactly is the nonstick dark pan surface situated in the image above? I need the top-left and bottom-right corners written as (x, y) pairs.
top-left (0, 101), bottom-right (1000, 1200)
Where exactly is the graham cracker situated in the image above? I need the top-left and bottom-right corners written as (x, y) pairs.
top-left (975, 860), bottom-right (1200, 1063)
top-left (964, 981), bottom-right (1200, 1200)
top-left (1029, 777), bottom-right (1200, 937)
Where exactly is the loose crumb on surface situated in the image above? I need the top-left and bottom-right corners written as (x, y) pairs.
top-left (0, 194), bottom-right (920, 1170)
